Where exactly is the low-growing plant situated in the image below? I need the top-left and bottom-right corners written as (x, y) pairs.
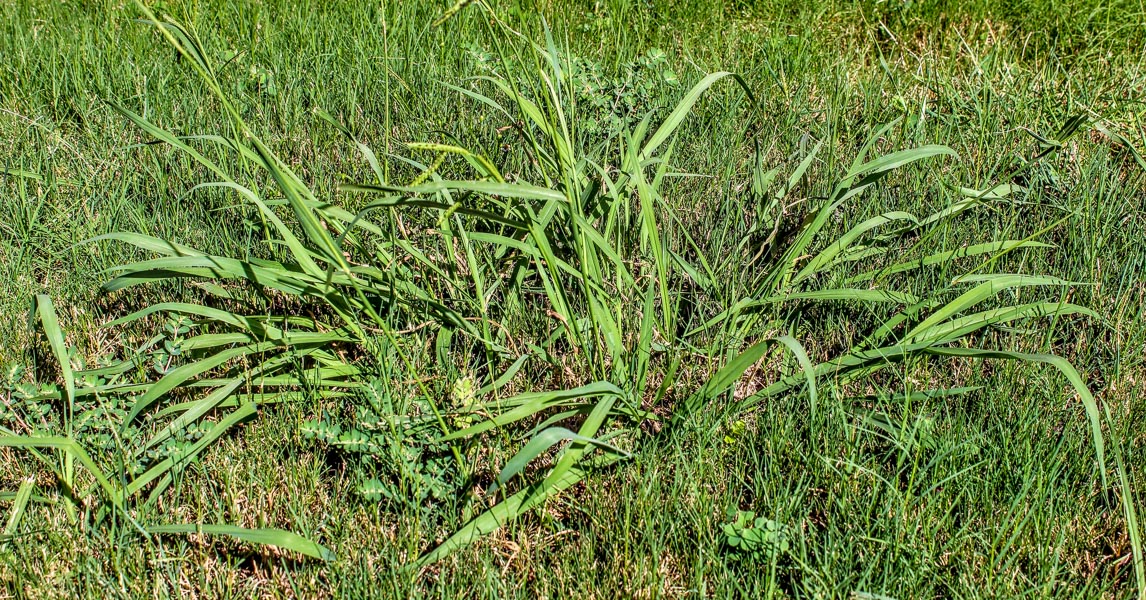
top-left (301, 378), bottom-right (456, 512)
top-left (722, 510), bottom-right (792, 563)
top-left (470, 43), bottom-right (678, 139)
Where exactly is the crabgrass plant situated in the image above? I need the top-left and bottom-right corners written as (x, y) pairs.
top-left (4, 4), bottom-right (1140, 587)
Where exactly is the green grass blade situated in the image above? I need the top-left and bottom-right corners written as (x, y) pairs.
top-left (82, 232), bottom-right (204, 257)
top-left (127, 402), bottom-right (258, 496)
top-left (848, 241), bottom-right (1053, 284)
top-left (2, 477), bottom-right (35, 542)
top-left (0, 436), bottom-right (121, 507)
top-left (640, 71), bottom-right (752, 160)
top-left (123, 341), bottom-right (277, 426)
top-left (32, 296), bottom-right (75, 412)
top-left (792, 212), bottom-right (919, 282)
top-left (314, 107), bottom-right (386, 184)
top-left (776, 289), bottom-right (920, 305)
top-left (413, 464), bottom-right (592, 569)
top-left (350, 179), bottom-right (567, 204)
top-left (147, 523), bottom-right (334, 561)
top-left (442, 382), bottom-right (623, 441)
top-left (846, 145), bottom-right (958, 180)
top-left (679, 335), bottom-right (817, 422)
top-left (920, 347), bottom-right (1106, 486)
top-left (491, 426), bottom-right (630, 492)
top-left (912, 302), bottom-right (1098, 345)
top-left (903, 275), bottom-right (1072, 341)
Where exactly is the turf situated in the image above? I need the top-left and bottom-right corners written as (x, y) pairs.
top-left (1, 0), bottom-right (1145, 597)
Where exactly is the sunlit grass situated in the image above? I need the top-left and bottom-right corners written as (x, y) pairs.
top-left (2, 0), bottom-right (1145, 597)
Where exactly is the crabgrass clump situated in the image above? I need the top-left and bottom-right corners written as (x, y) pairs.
top-left (18, 4), bottom-right (1126, 571)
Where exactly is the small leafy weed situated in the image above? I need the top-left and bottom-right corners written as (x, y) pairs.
top-left (721, 510), bottom-right (791, 563)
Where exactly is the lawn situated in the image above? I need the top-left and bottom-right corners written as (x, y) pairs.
top-left (1, 0), bottom-right (1145, 597)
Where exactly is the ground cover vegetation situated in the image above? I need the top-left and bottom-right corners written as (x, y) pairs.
top-left (1, 0), bottom-right (1146, 597)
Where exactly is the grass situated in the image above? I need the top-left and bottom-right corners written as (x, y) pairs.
top-left (2, 0), bottom-right (1146, 597)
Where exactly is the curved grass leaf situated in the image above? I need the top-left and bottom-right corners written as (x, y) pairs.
top-left (32, 296), bottom-right (75, 411)
top-left (640, 71), bottom-right (754, 160)
top-left (848, 241), bottom-right (1053, 284)
top-left (441, 382), bottom-right (623, 441)
top-left (679, 335), bottom-right (817, 423)
top-left (127, 402), bottom-right (257, 497)
top-left (902, 275), bottom-right (1072, 342)
top-left (0, 436), bottom-right (121, 508)
top-left (147, 523), bottom-right (334, 561)
top-left (1, 477), bottom-right (35, 544)
top-left (920, 348), bottom-right (1107, 484)
top-left (491, 426), bottom-right (630, 493)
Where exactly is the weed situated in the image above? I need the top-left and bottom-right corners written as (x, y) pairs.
top-left (722, 510), bottom-right (792, 563)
